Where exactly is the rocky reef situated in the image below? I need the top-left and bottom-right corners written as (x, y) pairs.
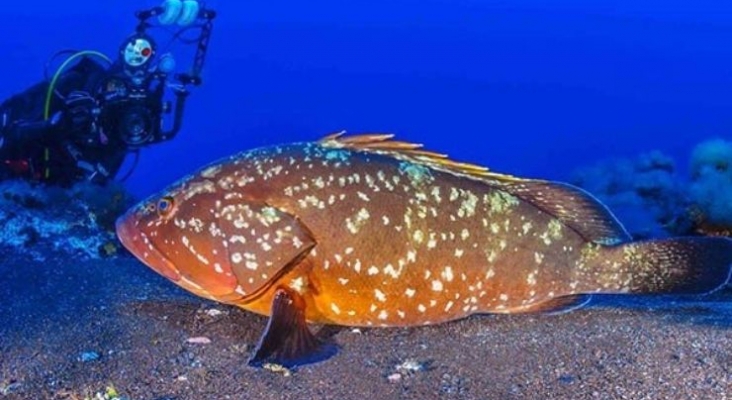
top-left (0, 179), bottom-right (136, 261)
top-left (569, 138), bottom-right (732, 239)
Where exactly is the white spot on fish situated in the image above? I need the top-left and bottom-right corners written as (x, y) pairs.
top-left (383, 263), bottom-right (401, 278)
top-left (290, 276), bottom-right (305, 293)
top-left (441, 266), bottom-right (454, 282)
top-left (230, 235), bottom-right (246, 244)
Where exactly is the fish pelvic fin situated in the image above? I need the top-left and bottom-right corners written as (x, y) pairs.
top-left (248, 287), bottom-right (337, 369)
top-left (580, 236), bottom-right (732, 296)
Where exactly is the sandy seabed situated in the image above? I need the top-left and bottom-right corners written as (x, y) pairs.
top-left (1, 250), bottom-right (730, 400)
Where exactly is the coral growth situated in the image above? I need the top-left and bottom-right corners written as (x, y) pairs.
top-left (569, 138), bottom-right (732, 239)
top-left (569, 150), bottom-right (692, 239)
top-left (687, 138), bottom-right (732, 234)
top-left (0, 179), bottom-right (136, 260)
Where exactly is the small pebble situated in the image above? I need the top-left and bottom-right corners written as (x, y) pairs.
top-left (558, 374), bottom-right (575, 384)
top-left (186, 336), bottom-right (211, 344)
top-left (205, 309), bottom-right (223, 317)
top-left (396, 358), bottom-right (426, 374)
top-left (78, 351), bottom-right (100, 362)
top-left (263, 363), bottom-right (292, 376)
top-left (1, 382), bottom-right (22, 395)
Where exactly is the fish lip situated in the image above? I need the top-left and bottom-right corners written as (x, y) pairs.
top-left (115, 213), bottom-right (182, 282)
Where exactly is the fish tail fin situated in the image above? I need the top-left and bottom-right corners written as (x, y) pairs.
top-left (585, 236), bottom-right (732, 295)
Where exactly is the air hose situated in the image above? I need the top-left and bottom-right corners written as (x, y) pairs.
top-left (43, 50), bottom-right (112, 121)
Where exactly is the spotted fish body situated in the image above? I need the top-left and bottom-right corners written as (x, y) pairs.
top-left (116, 132), bottom-right (732, 366)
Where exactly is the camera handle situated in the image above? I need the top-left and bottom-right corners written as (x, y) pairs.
top-left (159, 85), bottom-right (189, 140)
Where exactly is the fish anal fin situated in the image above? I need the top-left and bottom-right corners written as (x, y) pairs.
top-left (519, 294), bottom-right (593, 315)
top-left (248, 287), bottom-right (336, 369)
top-left (504, 180), bottom-right (632, 246)
top-left (318, 131), bottom-right (526, 182)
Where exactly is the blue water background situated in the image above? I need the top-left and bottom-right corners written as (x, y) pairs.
top-left (1, 0), bottom-right (731, 199)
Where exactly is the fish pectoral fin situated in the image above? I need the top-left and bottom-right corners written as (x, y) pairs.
top-left (248, 287), bottom-right (336, 369)
top-left (518, 294), bottom-right (593, 315)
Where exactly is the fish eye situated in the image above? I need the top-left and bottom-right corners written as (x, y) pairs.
top-left (156, 196), bottom-right (175, 216)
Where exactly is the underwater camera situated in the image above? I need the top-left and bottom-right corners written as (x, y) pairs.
top-left (0, 0), bottom-right (216, 186)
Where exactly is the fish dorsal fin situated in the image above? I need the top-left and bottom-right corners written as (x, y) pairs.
top-left (318, 131), bottom-right (630, 245)
top-left (318, 131), bottom-right (527, 183)
top-left (503, 180), bottom-right (632, 245)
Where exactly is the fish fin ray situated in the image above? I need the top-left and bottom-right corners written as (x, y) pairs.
top-left (515, 295), bottom-right (593, 315)
top-left (317, 131), bottom-right (528, 182)
top-left (248, 287), bottom-right (337, 369)
top-left (504, 180), bottom-right (632, 245)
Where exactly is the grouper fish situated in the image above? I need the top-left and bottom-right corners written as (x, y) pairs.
top-left (115, 132), bottom-right (732, 368)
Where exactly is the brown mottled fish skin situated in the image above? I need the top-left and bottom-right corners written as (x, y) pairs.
top-left (116, 132), bottom-right (732, 331)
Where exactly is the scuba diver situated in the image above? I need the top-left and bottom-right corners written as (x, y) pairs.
top-left (0, 0), bottom-right (216, 187)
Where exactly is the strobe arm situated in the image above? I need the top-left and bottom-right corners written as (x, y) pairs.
top-left (159, 86), bottom-right (189, 141)
top-left (134, 6), bottom-right (165, 22)
top-left (175, 9), bottom-right (215, 86)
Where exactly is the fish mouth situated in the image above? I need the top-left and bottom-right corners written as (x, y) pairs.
top-left (115, 213), bottom-right (182, 282)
